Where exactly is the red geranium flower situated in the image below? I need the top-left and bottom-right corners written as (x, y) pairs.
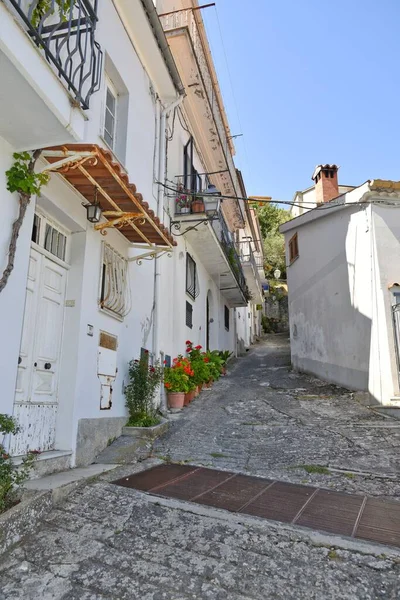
top-left (195, 345), bottom-right (202, 350)
top-left (165, 382), bottom-right (172, 389)
top-left (186, 340), bottom-right (192, 345)
top-left (204, 357), bottom-right (210, 363)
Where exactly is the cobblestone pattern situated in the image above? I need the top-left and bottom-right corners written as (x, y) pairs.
top-left (155, 335), bottom-right (400, 500)
top-left (3, 335), bottom-right (400, 599)
top-left (1, 481), bottom-right (400, 600)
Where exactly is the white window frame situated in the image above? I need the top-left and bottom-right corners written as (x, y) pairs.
top-left (103, 77), bottom-right (118, 151)
top-left (99, 243), bottom-right (131, 320)
top-left (31, 209), bottom-right (70, 266)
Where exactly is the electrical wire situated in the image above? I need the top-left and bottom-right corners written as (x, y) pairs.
top-left (212, 6), bottom-right (252, 183)
top-left (156, 179), bottom-right (380, 211)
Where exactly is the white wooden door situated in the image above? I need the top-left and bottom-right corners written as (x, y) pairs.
top-left (10, 249), bottom-right (67, 455)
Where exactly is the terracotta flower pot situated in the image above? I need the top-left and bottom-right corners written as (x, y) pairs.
top-left (168, 392), bottom-right (185, 409)
top-left (191, 199), bottom-right (205, 213)
top-left (185, 390), bottom-right (195, 404)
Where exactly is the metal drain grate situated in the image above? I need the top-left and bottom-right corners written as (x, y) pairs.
top-left (112, 465), bottom-right (400, 548)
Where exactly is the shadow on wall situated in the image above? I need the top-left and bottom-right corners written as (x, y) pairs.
top-left (264, 296), bottom-right (289, 333)
top-left (289, 209), bottom-right (372, 396)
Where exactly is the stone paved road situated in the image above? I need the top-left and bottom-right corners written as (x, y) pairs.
top-left (2, 335), bottom-right (400, 600)
top-left (155, 334), bottom-right (400, 500)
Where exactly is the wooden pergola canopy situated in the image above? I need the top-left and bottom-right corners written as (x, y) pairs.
top-left (42, 144), bottom-right (176, 250)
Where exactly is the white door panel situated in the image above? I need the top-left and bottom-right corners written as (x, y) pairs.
top-left (10, 250), bottom-right (67, 456)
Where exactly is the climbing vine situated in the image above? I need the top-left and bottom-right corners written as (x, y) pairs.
top-left (1, 151), bottom-right (49, 293)
top-left (31, 0), bottom-right (70, 26)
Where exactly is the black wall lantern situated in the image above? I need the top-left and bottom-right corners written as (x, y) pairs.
top-left (83, 187), bottom-right (102, 223)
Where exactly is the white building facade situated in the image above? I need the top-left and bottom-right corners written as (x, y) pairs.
top-left (282, 169), bottom-right (400, 407)
top-left (0, 0), bottom-right (262, 472)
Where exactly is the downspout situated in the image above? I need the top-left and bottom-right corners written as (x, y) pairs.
top-left (152, 95), bottom-right (184, 410)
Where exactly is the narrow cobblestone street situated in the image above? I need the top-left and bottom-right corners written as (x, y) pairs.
top-left (2, 336), bottom-right (400, 600)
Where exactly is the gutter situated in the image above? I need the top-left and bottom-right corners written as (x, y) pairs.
top-left (140, 0), bottom-right (185, 95)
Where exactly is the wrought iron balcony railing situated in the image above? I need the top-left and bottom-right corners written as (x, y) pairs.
top-left (239, 249), bottom-right (263, 286)
top-left (5, 0), bottom-right (102, 109)
top-left (212, 211), bottom-right (248, 297)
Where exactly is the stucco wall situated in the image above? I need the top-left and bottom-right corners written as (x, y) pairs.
top-left (0, 137), bottom-right (36, 420)
top-left (285, 205), bottom-right (373, 392)
top-left (369, 204), bottom-right (400, 404)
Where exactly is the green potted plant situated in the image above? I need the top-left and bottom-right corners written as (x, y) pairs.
top-left (186, 341), bottom-right (210, 390)
top-left (191, 194), bottom-right (205, 213)
top-left (175, 186), bottom-right (191, 214)
top-left (124, 358), bottom-right (163, 428)
top-left (204, 350), bottom-right (223, 381)
top-left (164, 358), bottom-right (191, 409)
top-left (218, 350), bottom-right (233, 375)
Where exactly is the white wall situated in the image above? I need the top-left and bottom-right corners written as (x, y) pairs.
top-left (369, 204), bottom-right (400, 404)
top-left (0, 136), bottom-right (36, 419)
top-left (285, 204), bottom-right (373, 392)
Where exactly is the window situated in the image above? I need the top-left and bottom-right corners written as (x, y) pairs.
top-left (186, 253), bottom-right (198, 300)
top-left (104, 78), bottom-right (117, 150)
top-left (186, 301), bottom-right (193, 329)
top-left (99, 243), bottom-right (131, 319)
top-left (44, 223), bottom-right (67, 261)
top-left (183, 137), bottom-right (202, 193)
top-left (224, 305), bottom-right (230, 331)
top-left (289, 233), bottom-right (299, 264)
top-left (31, 212), bottom-right (68, 262)
top-left (31, 214), bottom-right (41, 244)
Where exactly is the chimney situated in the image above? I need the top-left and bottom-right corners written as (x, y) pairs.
top-left (312, 164), bottom-right (339, 204)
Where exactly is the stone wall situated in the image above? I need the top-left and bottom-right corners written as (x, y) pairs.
top-left (265, 296), bottom-right (289, 332)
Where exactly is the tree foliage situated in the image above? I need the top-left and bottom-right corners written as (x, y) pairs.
top-left (1, 150), bottom-right (47, 294)
top-left (255, 203), bottom-right (290, 279)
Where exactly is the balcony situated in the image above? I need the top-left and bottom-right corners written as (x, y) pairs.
top-left (172, 203), bottom-right (249, 307)
top-left (238, 249), bottom-right (264, 304)
top-left (0, 0), bottom-right (101, 149)
top-left (5, 0), bottom-right (102, 109)
top-left (160, 8), bottom-right (245, 230)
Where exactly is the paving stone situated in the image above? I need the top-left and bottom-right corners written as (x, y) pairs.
top-left (3, 336), bottom-right (400, 599)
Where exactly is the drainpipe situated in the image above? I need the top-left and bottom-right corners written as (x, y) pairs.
top-left (152, 95), bottom-right (184, 410)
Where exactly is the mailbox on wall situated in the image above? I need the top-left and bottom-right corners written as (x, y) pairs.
top-left (97, 332), bottom-right (118, 410)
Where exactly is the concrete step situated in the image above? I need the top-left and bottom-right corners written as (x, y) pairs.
top-left (93, 436), bottom-right (153, 465)
top-left (24, 463), bottom-right (119, 492)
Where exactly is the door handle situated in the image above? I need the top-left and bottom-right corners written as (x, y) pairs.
top-left (34, 362), bottom-right (37, 367)
top-left (44, 363), bottom-right (51, 370)
top-left (18, 356), bottom-right (22, 365)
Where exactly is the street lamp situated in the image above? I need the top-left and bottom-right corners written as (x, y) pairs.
top-left (274, 269), bottom-right (281, 280)
top-left (83, 187), bottom-right (102, 223)
top-left (203, 184), bottom-right (221, 218)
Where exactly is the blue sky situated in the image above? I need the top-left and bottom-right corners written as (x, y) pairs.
top-left (203, 0), bottom-right (400, 202)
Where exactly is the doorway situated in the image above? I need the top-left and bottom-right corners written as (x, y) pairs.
top-left (10, 213), bottom-right (69, 455)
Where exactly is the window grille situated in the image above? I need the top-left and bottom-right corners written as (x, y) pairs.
top-left (99, 243), bottom-right (131, 318)
top-left (186, 253), bottom-right (199, 299)
top-left (186, 301), bottom-right (193, 329)
top-left (224, 305), bottom-right (230, 331)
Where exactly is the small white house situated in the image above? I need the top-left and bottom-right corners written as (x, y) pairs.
top-left (0, 0), bottom-right (262, 473)
top-left (282, 164), bottom-right (400, 407)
